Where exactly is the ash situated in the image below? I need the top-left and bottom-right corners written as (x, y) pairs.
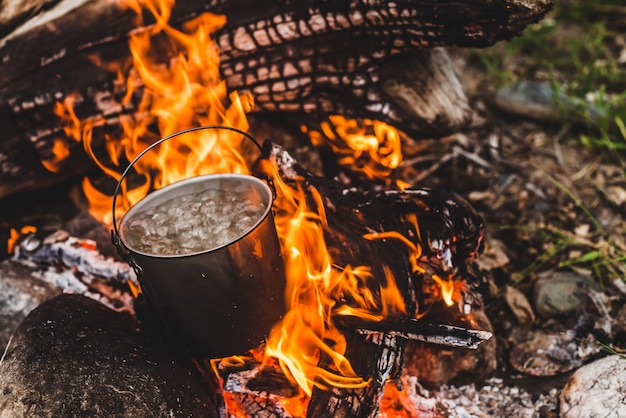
top-left (122, 187), bottom-right (267, 255)
top-left (433, 377), bottom-right (559, 417)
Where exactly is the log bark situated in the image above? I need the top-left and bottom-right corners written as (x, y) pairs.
top-left (0, 0), bottom-right (553, 199)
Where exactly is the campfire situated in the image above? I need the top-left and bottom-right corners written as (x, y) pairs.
top-left (0, 0), bottom-right (558, 416)
top-left (51, 2), bottom-right (491, 415)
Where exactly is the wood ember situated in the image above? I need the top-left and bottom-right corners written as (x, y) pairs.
top-left (210, 356), bottom-right (302, 418)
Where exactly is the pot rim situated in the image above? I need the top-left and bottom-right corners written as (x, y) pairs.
top-left (118, 173), bottom-right (274, 259)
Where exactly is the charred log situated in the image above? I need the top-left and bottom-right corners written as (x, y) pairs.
top-left (305, 332), bottom-right (404, 418)
top-left (0, 0), bottom-right (552, 199)
top-left (337, 316), bottom-right (492, 349)
top-left (255, 143), bottom-right (488, 417)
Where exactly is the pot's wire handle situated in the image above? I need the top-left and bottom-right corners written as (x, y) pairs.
top-left (110, 125), bottom-right (264, 243)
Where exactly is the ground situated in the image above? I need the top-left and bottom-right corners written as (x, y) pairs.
top-left (392, 1), bottom-right (626, 412)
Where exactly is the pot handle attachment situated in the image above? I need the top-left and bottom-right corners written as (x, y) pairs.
top-left (111, 125), bottom-right (266, 249)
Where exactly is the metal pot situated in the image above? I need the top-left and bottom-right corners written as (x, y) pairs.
top-left (112, 126), bottom-right (286, 357)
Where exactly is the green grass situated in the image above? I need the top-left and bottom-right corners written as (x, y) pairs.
top-left (502, 164), bottom-right (626, 287)
top-left (473, 0), bottom-right (626, 286)
top-left (476, 0), bottom-right (626, 158)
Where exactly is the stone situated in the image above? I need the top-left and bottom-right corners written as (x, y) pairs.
top-left (560, 355), bottom-right (626, 418)
top-left (402, 309), bottom-right (497, 387)
top-left (509, 331), bottom-right (581, 376)
top-left (0, 294), bottom-right (218, 417)
top-left (533, 272), bottom-right (592, 319)
top-left (0, 259), bottom-right (61, 353)
top-left (493, 81), bottom-right (605, 124)
top-left (504, 285), bottom-right (536, 326)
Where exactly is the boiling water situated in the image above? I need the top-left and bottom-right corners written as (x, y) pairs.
top-left (121, 187), bottom-right (267, 255)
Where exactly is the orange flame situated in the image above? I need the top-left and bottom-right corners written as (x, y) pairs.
top-left (40, 138), bottom-right (71, 173)
top-left (51, 1), bottom-right (254, 225)
top-left (6, 225), bottom-right (37, 254)
top-left (364, 213), bottom-right (462, 308)
top-left (53, 0), bottom-right (406, 397)
top-left (42, 96), bottom-right (84, 173)
top-left (303, 115), bottom-right (403, 180)
top-left (431, 274), bottom-right (457, 307)
top-left (51, 0), bottom-right (464, 413)
top-left (259, 159), bottom-right (408, 396)
top-left (6, 228), bottom-right (19, 255)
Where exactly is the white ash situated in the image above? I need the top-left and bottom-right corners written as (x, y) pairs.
top-left (10, 229), bottom-right (136, 312)
top-left (122, 187), bottom-right (267, 255)
top-left (419, 377), bottom-right (559, 417)
top-left (15, 230), bottom-right (133, 282)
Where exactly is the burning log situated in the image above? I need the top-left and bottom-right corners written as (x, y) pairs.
top-left (251, 143), bottom-right (489, 417)
top-left (0, 0), bottom-right (553, 199)
top-left (0, 134), bottom-right (491, 416)
top-left (11, 228), bottom-right (136, 312)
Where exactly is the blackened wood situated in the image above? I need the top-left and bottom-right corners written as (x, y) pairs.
top-left (0, 0), bottom-right (552, 199)
top-left (1, 0), bottom-right (554, 91)
top-left (258, 143), bottom-right (486, 417)
top-left (10, 228), bottom-right (136, 312)
top-left (306, 332), bottom-right (405, 418)
top-left (14, 229), bottom-right (133, 283)
top-left (336, 316), bottom-right (492, 349)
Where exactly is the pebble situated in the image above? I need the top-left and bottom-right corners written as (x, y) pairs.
top-left (509, 331), bottom-right (581, 376)
top-left (493, 81), bottom-right (605, 124)
top-left (532, 271), bottom-right (592, 318)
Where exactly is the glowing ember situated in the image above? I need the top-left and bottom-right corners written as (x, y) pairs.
top-left (364, 212), bottom-right (465, 308)
top-left (6, 226), bottom-right (37, 255)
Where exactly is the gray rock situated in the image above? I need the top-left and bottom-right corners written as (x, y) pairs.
top-left (533, 272), bottom-right (592, 319)
top-left (504, 285), bottom-right (535, 325)
top-left (493, 81), bottom-right (606, 124)
top-left (402, 309), bottom-right (497, 387)
top-left (509, 331), bottom-right (581, 376)
top-left (560, 355), bottom-right (626, 418)
top-left (0, 259), bottom-right (61, 352)
top-left (0, 294), bottom-right (218, 417)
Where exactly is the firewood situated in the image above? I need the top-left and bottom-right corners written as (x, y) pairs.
top-left (337, 316), bottom-right (492, 349)
top-left (254, 142), bottom-right (487, 417)
top-left (11, 228), bottom-right (135, 312)
top-left (0, 0), bottom-right (553, 199)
